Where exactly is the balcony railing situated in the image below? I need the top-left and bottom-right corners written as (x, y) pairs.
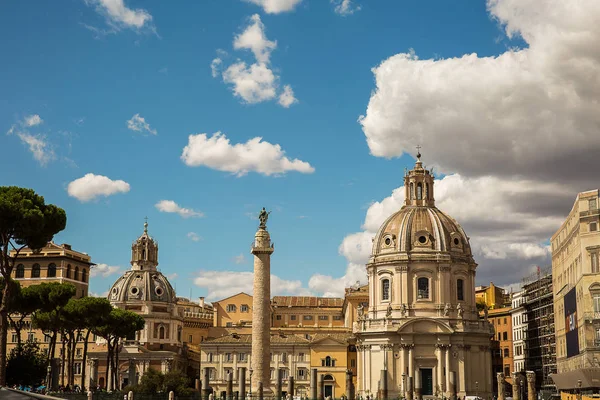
top-left (584, 311), bottom-right (600, 321)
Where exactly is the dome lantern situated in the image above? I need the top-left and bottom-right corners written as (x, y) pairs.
top-left (404, 148), bottom-right (435, 207)
top-left (131, 218), bottom-right (158, 271)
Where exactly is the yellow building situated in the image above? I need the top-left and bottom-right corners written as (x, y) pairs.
top-left (475, 282), bottom-right (509, 310)
top-left (550, 189), bottom-right (600, 394)
top-left (6, 242), bottom-right (94, 388)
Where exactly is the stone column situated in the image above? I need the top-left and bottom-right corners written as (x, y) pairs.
top-left (408, 345), bottom-right (414, 378)
top-left (414, 369), bottom-right (422, 400)
top-left (406, 377), bottom-right (414, 400)
top-left (311, 368), bottom-right (318, 400)
top-left (449, 371), bottom-right (457, 400)
top-left (346, 370), bottom-right (353, 400)
top-left (380, 369), bottom-right (388, 400)
top-left (203, 367), bottom-right (211, 400)
top-left (511, 373), bottom-right (520, 400)
top-left (526, 371), bottom-right (536, 400)
top-left (239, 367), bottom-right (246, 400)
top-left (436, 345), bottom-right (444, 394)
top-left (227, 371), bottom-right (234, 400)
top-left (445, 346), bottom-right (451, 399)
top-left (276, 369), bottom-right (283, 400)
top-left (457, 346), bottom-right (466, 394)
top-left (251, 224), bottom-right (274, 395)
top-left (399, 345), bottom-right (406, 380)
top-left (288, 376), bottom-right (295, 398)
top-left (319, 374), bottom-right (325, 400)
top-left (496, 373), bottom-right (505, 400)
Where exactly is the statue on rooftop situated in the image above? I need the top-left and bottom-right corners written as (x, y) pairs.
top-left (258, 207), bottom-right (271, 228)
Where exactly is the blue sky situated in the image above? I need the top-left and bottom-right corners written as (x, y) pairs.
top-left (2, 0), bottom-right (597, 300)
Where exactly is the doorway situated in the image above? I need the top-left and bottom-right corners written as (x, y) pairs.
top-left (420, 368), bottom-right (433, 396)
top-left (324, 385), bottom-right (334, 398)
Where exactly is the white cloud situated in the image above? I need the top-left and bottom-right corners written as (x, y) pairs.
top-left (181, 131), bottom-right (315, 176)
top-left (216, 15), bottom-right (297, 107)
top-left (24, 114), bottom-right (43, 127)
top-left (222, 62), bottom-right (278, 104)
top-left (331, 0), bottom-right (361, 16)
top-left (155, 200), bottom-right (204, 218)
top-left (194, 270), bottom-right (312, 301)
top-left (308, 263), bottom-right (367, 298)
top-left (233, 254), bottom-right (247, 264)
top-left (127, 113), bottom-right (157, 135)
top-left (211, 58), bottom-right (222, 78)
top-left (90, 263), bottom-right (122, 278)
top-left (187, 232), bottom-right (202, 242)
top-left (90, 291), bottom-right (110, 298)
top-left (166, 273), bottom-right (178, 280)
top-left (85, 0), bottom-right (155, 32)
top-left (15, 131), bottom-right (55, 166)
top-left (67, 173), bottom-right (130, 202)
top-left (243, 0), bottom-right (303, 14)
top-left (359, 0), bottom-right (600, 185)
top-left (278, 85), bottom-right (298, 108)
top-left (234, 14), bottom-right (277, 63)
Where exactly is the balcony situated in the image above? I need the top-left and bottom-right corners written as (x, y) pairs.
top-left (584, 311), bottom-right (600, 322)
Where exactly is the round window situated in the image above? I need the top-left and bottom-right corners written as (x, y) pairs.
top-left (384, 237), bottom-right (391, 246)
top-left (418, 236), bottom-right (427, 244)
top-left (156, 287), bottom-right (164, 296)
top-left (112, 287), bottom-right (118, 294)
top-left (136, 274), bottom-right (141, 279)
top-left (131, 287), bottom-right (139, 295)
top-left (453, 238), bottom-right (460, 245)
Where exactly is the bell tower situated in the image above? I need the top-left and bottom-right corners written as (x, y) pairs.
top-left (404, 148), bottom-right (435, 207)
top-left (131, 219), bottom-right (158, 271)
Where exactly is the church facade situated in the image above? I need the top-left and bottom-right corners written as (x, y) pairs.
top-left (354, 154), bottom-right (493, 399)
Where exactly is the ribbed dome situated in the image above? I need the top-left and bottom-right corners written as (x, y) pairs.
top-left (108, 269), bottom-right (176, 304)
top-left (371, 205), bottom-right (472, 259)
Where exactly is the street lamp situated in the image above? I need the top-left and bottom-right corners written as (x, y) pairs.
top-left (577, 379), bottom-right (582, 400)
top-left (402, 373), bottom-right (406, 399)
top-left (475, 381), bottom-right (479, 399)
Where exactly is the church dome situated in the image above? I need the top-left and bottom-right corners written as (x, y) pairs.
top-left (107, 220), bottom-right (176, 305)
top-left (108, 269), bottom-right (176, 304)
top-left (370, 152), bottom-right (473, 261)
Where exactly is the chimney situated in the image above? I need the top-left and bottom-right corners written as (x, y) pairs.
top-left (199, 297), bottom-right (205, 308)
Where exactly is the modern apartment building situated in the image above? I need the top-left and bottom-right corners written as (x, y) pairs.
top-left (511, 290), bottom-right (527, 374)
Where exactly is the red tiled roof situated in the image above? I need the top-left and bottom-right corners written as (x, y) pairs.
top-left (271, 296), bottom-right (343, 308)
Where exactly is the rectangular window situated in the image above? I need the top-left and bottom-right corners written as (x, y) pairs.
top-left (74, 362), bottom-right (82, 375)
top-left (333, 315), bottom-right (342, 321)
top-left (188, 335), bottom-right (193, 343)
top-left (417, 277), bottom-right (429, 299)
top-left (209, 368), bottom-right (216, 380)
top-left (298, 352), bottom-right (305, 362)
top-left (382, 279), bottom-right (390, 301)
top-left (281, 353), bottom-right (287, 362)
top-left (226, 322), bottom-right (233, 327)
top-left (276, 315), bottom-right (282, 320)
top-left (351, 359), bottom-right (356, 368)
top-left (282, 369), bottom-right (289, 379)
top-left (76, 348), bottom-right (82, 357)
top-left (28, 332), bottom-right (35, 342)
top-left (44, 334), bottom-right (51, 343)
top-left (318, 315), bottom-right (328, 321)
top-left (241, 304), bottom-right (249, 312)
top-left (504, 366), bottom-right (510, 376)
top-left (590, 199), bottom-right (597, 210)
top-left (503, 332), bottom-right (508, 341)
top-left (239, 353), bottom-right (246, 362)
top-left (290, 315), bottom-right (297, 321)
top-left (11, 333), bottom-right (18, 343)
top-left (298, 368), bottom-right (306, 379)
top-left (594, 296), bottom-right (600, 315)
top-left (226, 304), bottom-right (237, 312)
top-left (303, 315), bottom-right (313, 321)
top-left (498, 333), bottom-right (501, 341)
top-left (207, 353), bottom-right (213, 362)
top-left (457, 279), bottom-right (464, 301)
top-left (591, 223), bottom-right (598, 232)
top-left (592, 253), bottom-right (599, 273)
top-left (225, 353), bottom-right (232, 362)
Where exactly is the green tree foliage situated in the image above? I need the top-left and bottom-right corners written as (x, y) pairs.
top-left (136, 369), bottom-right (193, 395)
top-left (6, 340), bottom-right (47, 387)
top-left (95, 308), bottom-right (145, 390)
top-left (6, 283), bottom-right (44, 350)
top-left (0, 186), bottom-right (67, 385)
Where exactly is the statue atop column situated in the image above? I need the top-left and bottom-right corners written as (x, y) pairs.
top-left (258, 207), bottom-right (271, 229)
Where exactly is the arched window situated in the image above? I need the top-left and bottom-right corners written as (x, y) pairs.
top-left (417, 183), bottom-right (423, 200)
top-left (47, 263), bottom-right (57, 278)
top-left (74, 266), bottom-right (79, 281)
top-left (142, 249), bottom-right (146, 260)
top-left (425, 183), bottom-right (430, 199)
top-left (159, 326), bottom-right (165, 340)
top-left (457, 279), bottom-right (464, 301)
top-left (410, 182), bottom-right (414, 200)
top-left (66, 265), bottom-right (71, 279)
top-left (81, 269), bottom-right (87, 283)
top-left (381, 279), bottom-right (390, 301)
top-left (16, 264), bottom-right (25, 278)
top-left (417, 277), bottom-right (429, 299)
top-left (322, 356), bottom-right (335, 367)
top-left (32, 264), bottom-right (41, 278)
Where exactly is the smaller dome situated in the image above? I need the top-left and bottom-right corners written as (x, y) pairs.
top-left (108, 269), bottom-right (176, 304)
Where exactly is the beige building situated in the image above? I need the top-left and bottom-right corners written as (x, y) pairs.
top-left (550, 189), bottom-right (600, 393)
top-left (354, 154), bottom-right (493, 399)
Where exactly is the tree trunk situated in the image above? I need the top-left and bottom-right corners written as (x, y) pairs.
top-left (114, 339), bottom-right (120, 390)
top-left (0, 311), bottom-right (7, 387)
top-left (105, 340), bottom-right (111, 391)
top-left (81, 329), bottom-right (91, 392)
top-left (61, 335), bottom-right (66, 387)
